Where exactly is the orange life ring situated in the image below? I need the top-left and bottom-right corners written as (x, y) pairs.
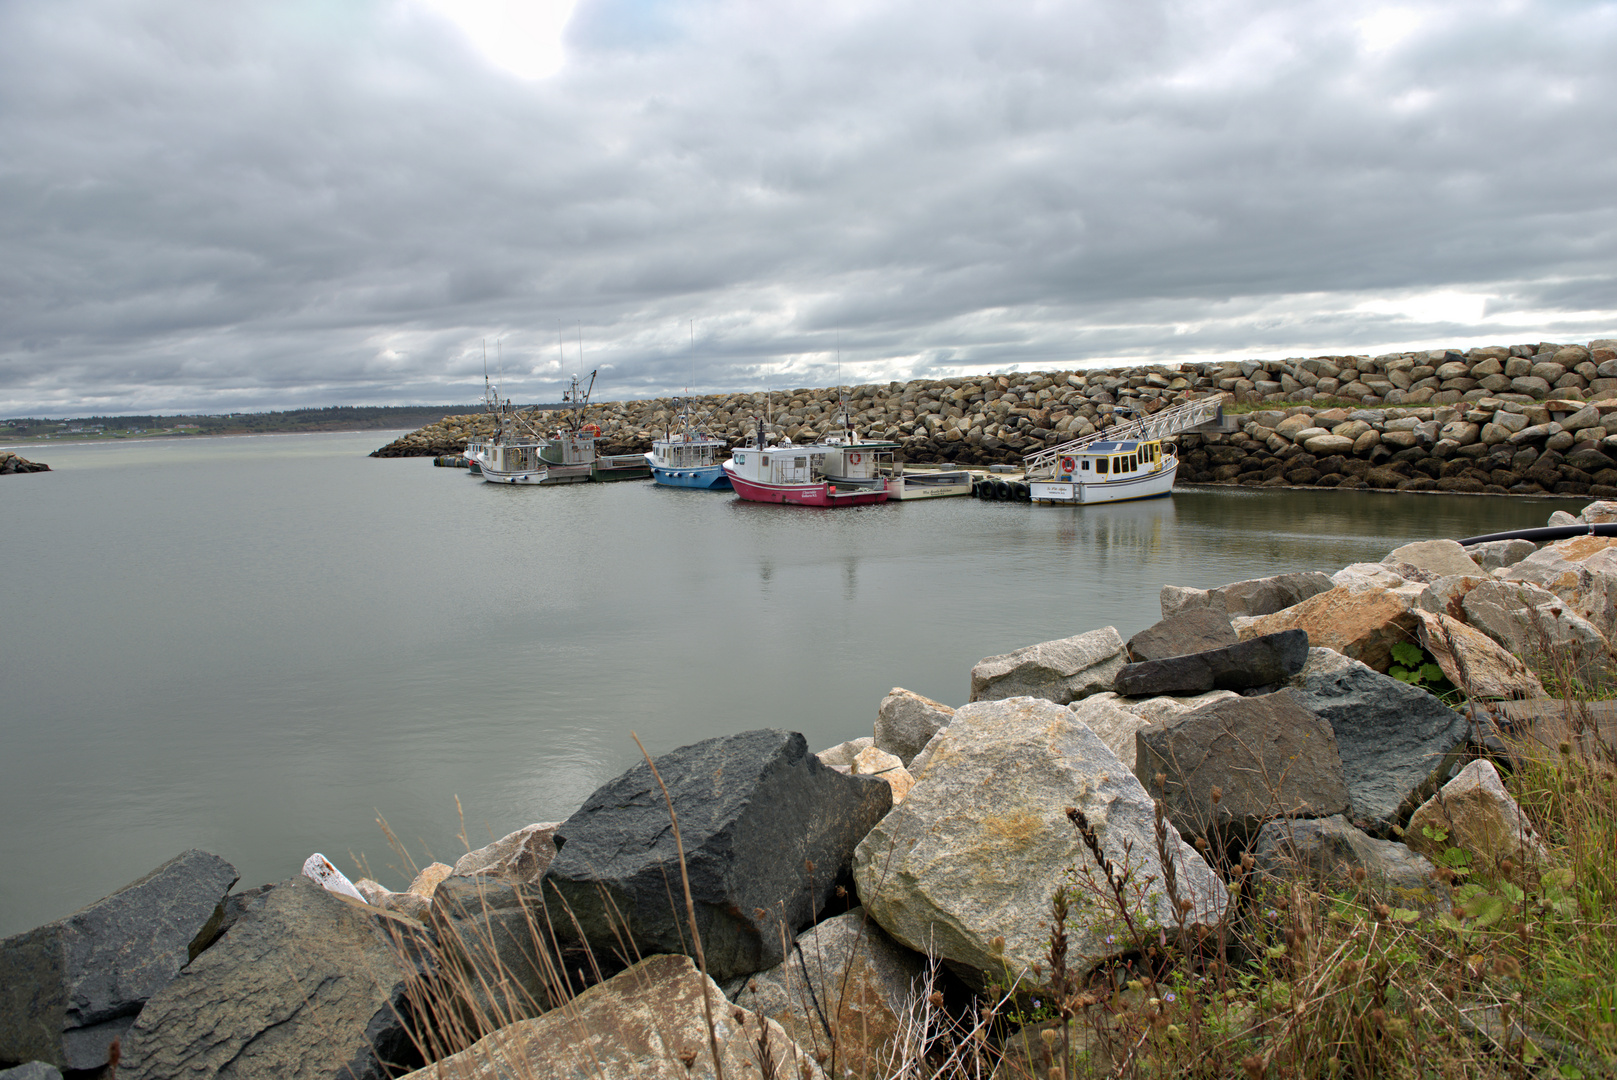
top-left (1059, 456), bottom-right (1077, 473)
top-left (849, 452), bottom-right (862, 465)
top-left (580, 423), bottom-right (601, 436)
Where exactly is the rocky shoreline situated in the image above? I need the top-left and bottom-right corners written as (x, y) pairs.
top-left (0, 451), bottom-right (49, 475)
top-left (374, 339), bottom-right (1617, 498)
top-left (4, 500), bottom-right (1615, 1078)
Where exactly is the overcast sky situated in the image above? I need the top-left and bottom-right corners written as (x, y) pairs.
top-left (2, 0), bottom-right (1614, 416)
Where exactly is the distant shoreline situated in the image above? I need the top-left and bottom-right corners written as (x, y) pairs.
top-left (2, 426), bottom-right (413, 448)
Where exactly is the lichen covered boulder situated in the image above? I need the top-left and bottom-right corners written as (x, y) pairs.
top-left (854, 697), bottom-right (1226, 989)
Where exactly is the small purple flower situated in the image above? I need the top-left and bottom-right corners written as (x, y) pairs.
top-left (1164, 992), bottom-right (1176, 1003)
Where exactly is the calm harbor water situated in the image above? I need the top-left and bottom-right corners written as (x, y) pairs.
top-left (0, 432), bottom-right (1582, 936)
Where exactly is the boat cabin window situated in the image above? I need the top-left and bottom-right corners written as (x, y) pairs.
top-left (1096, 457), bottom-right (1108, 475)
top-left (1081, 459), bottom-right (1090, 471)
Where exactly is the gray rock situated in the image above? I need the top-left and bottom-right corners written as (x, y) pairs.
top-left (0, 1065), bottom-right (62, 1080)
top-left (1382, 540), bottom-right (1484, 578)
top-left (1159, 571), bottom-right (1335, 620)
top-left (0, 849), bottom-right (238, 1072)
top-left (119, 877), bottom-right (431, 1080)
top-left (854, 697), bottom-right (1226, 990)
top-left (968, 626), bottom-right (1126, 705)
top-left (1499, 539), bottom-right (1617, 640)
top-left (903, 728), bottom-right (946, 775)
top-left (1126, 609), bottom-right (1238, 662)
top-left (428, 877), bottom-right (564, 1018)
top-left (1285, 646), bottom-right (1362, 684)
top-left (1460, 579), bottom-right (1613, 682)
top-left (1288, 657), bottom-right (1471, 834)
top-left (1135, 691), bottom-right (1352, 845)
top-left (450, 822), bottom-right (560, 886)
top-left (544, 729), bottom-right (892, 984)
top-left (1114, 629), bottom-right (1310, 697)
top-left (1251, 815), bottom-right (1446, 902)
top-left (732, 909), bottom-right (924, 1077)
top-left (874, 687), bottom-right (955, 766)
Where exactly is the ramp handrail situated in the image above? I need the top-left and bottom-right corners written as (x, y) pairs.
top-left (1023, 394), bottom-right (1227, 478)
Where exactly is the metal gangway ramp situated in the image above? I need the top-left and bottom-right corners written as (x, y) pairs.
top-left (1023, 394), bottom-right (1227, 479)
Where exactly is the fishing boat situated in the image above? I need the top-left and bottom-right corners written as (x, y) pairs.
top-left (1017, 396), bottom-right (1224, 505)
top-left (1024, 438), bottom-right (1177, 504)
top-left (880, 465), bottom-right (975, 500)
top-left (479, 372), bottom-right (648, 485)
top-left (723, 417), bottom-right (894, 507)
top-left (646, 398), bottom-right (731, 489)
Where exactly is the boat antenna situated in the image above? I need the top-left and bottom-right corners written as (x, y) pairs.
top-left (837, 331), bottom-right (849, 437)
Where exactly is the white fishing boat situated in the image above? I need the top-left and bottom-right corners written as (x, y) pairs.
top-left (880, 465), bottom-right (975, 500)
top-left (1018, 396), bottom-right (1224, 505)
top-left (1025, 439), bottom-right (1177, 504)
top-left (478, 372), bottom-right (648, 485)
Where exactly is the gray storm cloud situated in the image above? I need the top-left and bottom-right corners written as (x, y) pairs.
top-left (1, 0), bottom-right (1613, 415)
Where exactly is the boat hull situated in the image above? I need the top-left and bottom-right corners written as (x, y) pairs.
top-left (1029, 458), bottom-right (1178, 504)
top-left (724, 463), bottom-right (889, 506)
top-left (887, 471), bottom-right (974, 500)
top-left (650, 461), bottom-right (733, 489)
top-left (482, 463), bottom-right (592, 485)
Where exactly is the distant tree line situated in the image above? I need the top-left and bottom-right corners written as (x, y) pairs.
top-left (2, 405), bottom-right (498, 437)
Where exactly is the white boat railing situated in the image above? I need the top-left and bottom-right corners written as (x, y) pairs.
top-left (1023, 394), bottom-right (1227, 478)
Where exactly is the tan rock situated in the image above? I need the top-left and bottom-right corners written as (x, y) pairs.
top-left (399, 953), bottom-right (824, 1080)
top-left (407, 862), bottom-right (454, 899)
top-left (1237, 586), bottom-right (1420, 672)
top-left (1406, 760), bottom-right (1548, 872)
top-left (1580, 500), bottom-right (1617, 524)
top-left (352, 878), bottom-right (395, 907)
top-left (815, 736), bottom-right (874, 769)
top-left (1414, 611), bottom-right (1544, 700)
top-left (852, 746), bottom-right (916, 803)
top-left (1415, 575), bottom-right (1491, 619)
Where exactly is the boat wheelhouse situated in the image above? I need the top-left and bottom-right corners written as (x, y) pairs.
top-left (1026, 439), bottom-right (1177, 505)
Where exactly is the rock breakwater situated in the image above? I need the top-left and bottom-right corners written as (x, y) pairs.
top-left (0, 451), bottom-right (49, 475)
top-left (374, 339), bottom-right (1617, 495)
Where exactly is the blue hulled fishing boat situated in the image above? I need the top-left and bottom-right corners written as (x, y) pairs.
top-left (646, 397), bottom-right (731, 489)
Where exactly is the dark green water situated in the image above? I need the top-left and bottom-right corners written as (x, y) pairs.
top-left (0, 432), bottom-right (1581, 935)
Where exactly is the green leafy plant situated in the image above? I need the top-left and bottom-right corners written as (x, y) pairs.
top-left (1388, 640), bottom-right (1461, 700)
